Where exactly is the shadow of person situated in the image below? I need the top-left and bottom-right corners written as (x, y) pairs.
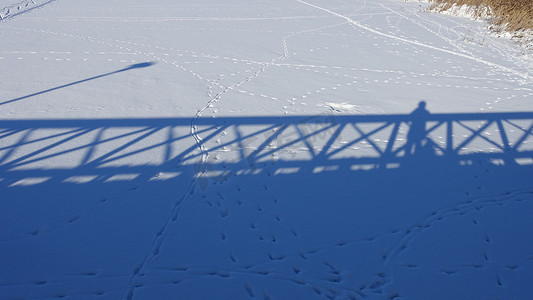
top-left (405, 101), bottom-right (431, 156)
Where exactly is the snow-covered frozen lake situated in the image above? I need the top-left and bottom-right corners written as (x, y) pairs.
top-left (1, 0), bottom-right (533, 299)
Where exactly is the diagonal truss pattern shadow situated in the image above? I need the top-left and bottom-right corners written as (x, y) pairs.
top-left (1, 108), bottom-right (533, 188)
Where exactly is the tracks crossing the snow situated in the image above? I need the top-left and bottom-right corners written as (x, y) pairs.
top-left (1, 1), bottom-right (533, 299)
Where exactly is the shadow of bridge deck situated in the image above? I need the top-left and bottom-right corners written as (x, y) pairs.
top-left (2, 109), bottom-right (533, 300)
top-left (1, 109), bottom-right (533, 187)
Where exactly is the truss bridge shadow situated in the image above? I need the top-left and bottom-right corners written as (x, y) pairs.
top-left (2, 104), bottom-right (533, 299)
top-left (1, 105), bottom-right (533, 187)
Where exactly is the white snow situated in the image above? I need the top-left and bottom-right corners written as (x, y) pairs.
top-left (1, 0), bottom-right (533, 299)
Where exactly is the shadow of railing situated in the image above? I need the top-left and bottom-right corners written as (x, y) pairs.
top-left (1, 106), bottom-right (533, 189)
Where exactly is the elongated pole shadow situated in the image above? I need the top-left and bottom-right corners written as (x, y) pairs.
top-left (0, 62), bottom-right (156, 106)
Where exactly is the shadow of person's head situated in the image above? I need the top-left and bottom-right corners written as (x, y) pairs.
top-left (411, 101), bottom-right (430, 117)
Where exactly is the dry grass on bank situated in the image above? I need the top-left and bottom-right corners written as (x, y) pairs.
top-left (429, 0), bottom-right (533, 32)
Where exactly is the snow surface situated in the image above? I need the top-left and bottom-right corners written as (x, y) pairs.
top-left (1, 0), bottom-right (533, 299)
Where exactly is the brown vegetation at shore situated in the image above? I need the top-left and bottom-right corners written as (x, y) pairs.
top-left (429, 0), bottom-right (533, 32)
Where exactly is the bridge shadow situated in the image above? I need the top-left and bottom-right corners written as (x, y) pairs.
top-left (1, 104), bottom-right (532, 239)
top-left (1, 104), bottom-right (533, 298)
top-left (1, 103), bottom-right (532, 185)
top-left (1, 104), bottom-right (533, 208)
